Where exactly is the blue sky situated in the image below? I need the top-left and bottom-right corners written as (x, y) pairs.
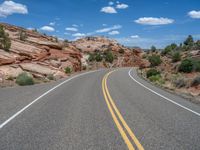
top-left (0, 0), bottom-right (200, 48)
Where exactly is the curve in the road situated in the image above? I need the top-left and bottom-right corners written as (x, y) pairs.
top-left (102, 70), bottom-right (144, 150)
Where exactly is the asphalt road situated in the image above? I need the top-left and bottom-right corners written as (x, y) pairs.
top-left (0, 68), bottom-right (200, 150)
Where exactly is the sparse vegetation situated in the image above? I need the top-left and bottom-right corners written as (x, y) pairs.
top-left (0, 25), bottom-right (11, 52)
top-left (148, 55), bottom-right (162, 67)
top-left (16, 73), bottom-right (34, 86)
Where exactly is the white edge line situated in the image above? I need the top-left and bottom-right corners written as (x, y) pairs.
top-left (128, 68), bottom-right (200, 117)
top-left (0, 69), bottom-right (102, 129)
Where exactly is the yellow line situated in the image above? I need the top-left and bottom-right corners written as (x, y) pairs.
top-left (102, 75), bottom-right (135, 150)
top-left (103, 71), bottom-right (144, 150)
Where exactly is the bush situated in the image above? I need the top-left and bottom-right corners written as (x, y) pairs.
top-left (64, 67), bottom-right (72, 74)
top-left (104, 51), bottom-right (114, 63)
top-left (95, 53), bottom-right (103, 62)
top-left (149, 75), bottom-right (160, 82)
top-left (191, 76), bottom-right (200, 87)
top-left (148, 55), bottom-right (162, 67)
top-left (192, 59), bottom-right (200, 72)
top-left (172, 52), bottom-right (181, 62)
top-left (16, 73), bottom-right (34, 86)
top-left (0, 25), bottom-right (11, 51)
top-left (146, 69), bottom-right (160, 78)
top-left (178, 59), bottom-right (193, 73)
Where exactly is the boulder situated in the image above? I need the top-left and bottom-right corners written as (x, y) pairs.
top-left (20, 63), bottom-right (57, 76)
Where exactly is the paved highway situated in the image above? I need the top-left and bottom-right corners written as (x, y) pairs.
top-left (0, 68), bottom-right (200, 150)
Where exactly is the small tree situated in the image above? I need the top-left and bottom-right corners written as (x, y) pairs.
top-left (148, 55), bottom-right (162, 67)
top-left (0, 25), bottom-right (11, 52)
top-left (184, 35), bottom-right (194, 47)
top-left (151, 45), bottom-right (156, 52)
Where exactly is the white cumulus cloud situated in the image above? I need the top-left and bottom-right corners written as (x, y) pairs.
top-left (72, 33), bottom-right (85, 37)
top-left (0, 1), bottom-right (28, 17)
top-left (65, 27), bottom-right (78, 32)
top-left (116, 3), bottom-right (129, 9)
top-left (40, 26), bottom-right (55, 32)
top-left (131, 35), bottom-right (140, 38)
top-left (108, 30), bottom-right (120, 35)
top-left (101, 6), bottom-right (117, 14)
top-left (188, 10), bottom-right (200, 19)
top-left (135, 17), bottom-right (174, 25)
top-left (96, 25), bottom-right (122, 33)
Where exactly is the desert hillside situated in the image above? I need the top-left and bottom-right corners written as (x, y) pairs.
top-left (139, 36), bottom-right (200, 99)
top-left (0, 23), bottom-right (144, 87)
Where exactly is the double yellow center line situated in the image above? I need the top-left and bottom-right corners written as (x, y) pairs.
top-left (102, 71), bottom-right (144, 150)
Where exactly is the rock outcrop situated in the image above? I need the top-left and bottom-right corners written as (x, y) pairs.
top-left (0, 23), bottom-right (82, 82)
top-left (0, 23), bottom-right (144, 86)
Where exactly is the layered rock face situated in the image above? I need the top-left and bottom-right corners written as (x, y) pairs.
top-left (0, 23), bottom-right (82, 82)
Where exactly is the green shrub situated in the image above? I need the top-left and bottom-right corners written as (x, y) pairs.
top-left (0, 25), bottom-right (11, 52)
top-left (149, 75), bottom-right (160, 82)
top-left (88, 53), bottom-right (95, 62)
top-left (192, 59), bottom-right (200, 72)
top-left (95, 53), bottom-right (103, 62)
top-left (178, 59), bottom-right (193, 73)
top-left (146, 69), bottom-right (160, 78)
top-left (16, 73), bottom-right (34, 86)
top-left (172, 52), bottom-right (181, 62)
top-left (191, 76), bottom-right (200, 87)
top-left (104, 51), bottom-right (114, 63)
top-left (148, 55), bottom-right (162, 67)
top-left (64, 67), bottom-right (72, 74)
